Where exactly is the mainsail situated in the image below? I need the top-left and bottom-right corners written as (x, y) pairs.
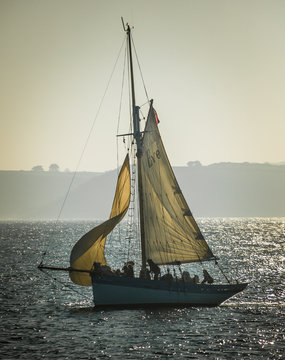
top-left (69, 154), bottom-right (131, 286)
top-left (140, 105), bottom-right (214, 265)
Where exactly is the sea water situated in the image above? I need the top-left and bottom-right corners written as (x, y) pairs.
top-left (0, 218), bottom-right (284, 359)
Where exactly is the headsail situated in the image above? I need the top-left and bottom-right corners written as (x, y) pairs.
top-left (140, 104), bottom-right (214, 265)
top-left (69, 154), bottom-right (131, 286)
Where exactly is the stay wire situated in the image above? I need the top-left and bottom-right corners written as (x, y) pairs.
top-left (107, 32), bottom-right (137, 268)
top-left (116, 37), bottom-right (128, 170)
top-left (39, 268), bottom-right (91, 301)
top-left (114, 32), bottom-right (134, 264)
top-left (39, 36), bottom-right (126, 266)
top-left (108, 36), bottom-right (128, 265)
top-left (127, 34), bottom-right (133, 147)
top-left (131, 34), bottom-right (149, 103)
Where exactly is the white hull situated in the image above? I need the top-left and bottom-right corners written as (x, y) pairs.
top-left (92, 275), bottom-right (247, 308)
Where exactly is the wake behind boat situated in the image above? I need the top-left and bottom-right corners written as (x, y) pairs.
top-left (38, 20), bottom-right (248, 307)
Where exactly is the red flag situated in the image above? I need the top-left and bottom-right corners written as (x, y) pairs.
top-left (153, 108), bottom-right (160, 124)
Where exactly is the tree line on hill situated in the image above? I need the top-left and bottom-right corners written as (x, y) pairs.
top-left (32, 164), bottom-right (65, 172)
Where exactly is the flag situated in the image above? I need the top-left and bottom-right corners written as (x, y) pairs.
top-left (153, 108), bottom-right (160, 124)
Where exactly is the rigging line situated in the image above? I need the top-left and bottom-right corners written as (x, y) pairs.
top-left (140, 100), bottom-right (150, 108)
top-left (128, 149), bottom-right (140, 262)
top-left (39, 36), bottom-right (126, 265)
top-left (135, 160), bottom-right (141, 265)
top-left (110, 38), bottom-right (128, 256)
top-left (116, 38), bottom-right (128, 170)
top-left (114, 33), bottom-right (134, 265)
top-left (111, 35), bottom-right (130, 252)
top-left (139, 108), bottom-right (146, 122)
top-left (127, 39), bottom-right (133, 148)
top-left (117, 35), bottom-right (137, 264)
top-left (131, 34), bottom-right (150, 102)
top-left (126, 153), bottom-right (137, 262)
top-left (39, 268), bottom-right (91, 301)
top-left (215, 259), bottom-right (231, 284)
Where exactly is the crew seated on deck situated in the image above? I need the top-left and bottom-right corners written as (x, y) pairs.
top-left (182, 271), bottom-right (191, 282)
top-left (100, 265), bottom-right (113, 276)
top-left (93, 262), bottom-right (102, 277)
top-left (160, 272), bottom-right (173, 282)
top-left (139, 267), bottom-right (151, 280)
top-left (147, 259), bottom-right (161, 280)
top-left (115, 269), bottom-right (122, 276)
top-left (122, 261), bottom-right (134, 278)
top-left (201, 269), bottom-right (214, 284)
top-left (181, 271), bottom-right (199, 284)
top-left (192, 274), bottom-right (199, 284)
top-left (93, 262), bottom-right (114, 277)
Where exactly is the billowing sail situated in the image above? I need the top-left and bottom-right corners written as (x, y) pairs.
top-left (140, 105), bottom-right (214, 265)
top-left (69, 154), bottom-right (131, 286)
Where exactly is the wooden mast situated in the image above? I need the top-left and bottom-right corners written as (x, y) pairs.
top-left (126, 23), bottom-right (146, 268)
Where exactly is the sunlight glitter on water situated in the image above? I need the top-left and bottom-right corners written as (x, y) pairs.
top-left (0, 218), bottom-right (284, 359)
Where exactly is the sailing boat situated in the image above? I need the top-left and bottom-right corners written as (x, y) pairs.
top-left (39, 22), bottom-right (247, 307)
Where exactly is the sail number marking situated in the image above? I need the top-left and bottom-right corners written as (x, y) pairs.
top-left (147, 149), bottom-right (161, 168)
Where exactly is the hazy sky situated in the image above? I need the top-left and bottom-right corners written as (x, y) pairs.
top-left (1, 0), bottom-right (284, 172)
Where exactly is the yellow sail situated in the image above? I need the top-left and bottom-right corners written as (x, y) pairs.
top-left (140, 105), bottom-right (214, 265)
top-left (69, 154), bottom-right (131, 286)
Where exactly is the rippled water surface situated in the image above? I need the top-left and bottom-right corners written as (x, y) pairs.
top-left (0, 219), bottom-right (284, 359)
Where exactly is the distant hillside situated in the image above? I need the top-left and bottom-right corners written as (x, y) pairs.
top-left (176, 162), bottom-right (285, 217)
top-left (0, 163), bottom-right (284, 219)
top-left (0, 170), bottom-right (103, 220)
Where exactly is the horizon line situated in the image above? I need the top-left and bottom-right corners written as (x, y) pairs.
top-left (0, 160), bottom-right (285, 173)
